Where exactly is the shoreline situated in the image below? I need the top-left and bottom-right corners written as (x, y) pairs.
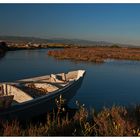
top-left (2, 42), bottom-right (140, 63)
top-left (0, 42), bottom-right (67, 56)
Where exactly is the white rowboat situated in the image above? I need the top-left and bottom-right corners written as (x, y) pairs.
top-left (0, 70), bottom-right (85, 120)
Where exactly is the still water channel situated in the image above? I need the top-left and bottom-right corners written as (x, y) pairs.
top-left (0, 49), bottom-right (140, 110)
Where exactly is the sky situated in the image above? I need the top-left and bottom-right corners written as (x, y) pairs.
top-left (1, 4), bottom-right (140, 45)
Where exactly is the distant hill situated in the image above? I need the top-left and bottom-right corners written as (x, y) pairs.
top-left (0, 36), bottom-right (47, 43)
top-left (0, 36), bottom-right (138, 47)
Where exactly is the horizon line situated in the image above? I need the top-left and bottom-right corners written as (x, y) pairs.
top-left (0, 35), bottom-right (139, 47)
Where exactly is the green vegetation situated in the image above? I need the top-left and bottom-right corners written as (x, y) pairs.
top-left (1, 101), bottom-right (140, 136)
top-left (110, 44), bottom-right (121, 48)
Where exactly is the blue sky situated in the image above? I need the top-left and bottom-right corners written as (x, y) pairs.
top-left (1, 4), bottom-right (140, 45)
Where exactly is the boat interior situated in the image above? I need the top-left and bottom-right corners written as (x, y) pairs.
top-left (0, 70), bottom-right (83, 108)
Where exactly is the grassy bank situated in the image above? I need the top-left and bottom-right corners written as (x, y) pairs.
top-left (48, 47), bottom-right (140, 63)
top-left (1, 103), bottom-right (140, 136)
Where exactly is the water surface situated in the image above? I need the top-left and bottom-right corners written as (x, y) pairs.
top-left (0, 49), bottom-right (140, 110)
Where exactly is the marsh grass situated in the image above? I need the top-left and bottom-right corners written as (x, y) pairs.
top-left (48, 47), bottom-right (140, 63)
top-left (1, 100), bottom-right (140, 136)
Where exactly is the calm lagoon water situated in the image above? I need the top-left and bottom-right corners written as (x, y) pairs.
top-left (0, 49), bottom-right (140, 110)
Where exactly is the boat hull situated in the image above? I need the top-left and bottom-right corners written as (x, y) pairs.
top-left (0, 75), bottom-right (84, 120)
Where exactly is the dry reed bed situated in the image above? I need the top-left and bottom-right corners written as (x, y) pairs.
top-left (1, 105), bottom-right (140, 136)
top-left (48, 47), bottom-right (140, 63)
